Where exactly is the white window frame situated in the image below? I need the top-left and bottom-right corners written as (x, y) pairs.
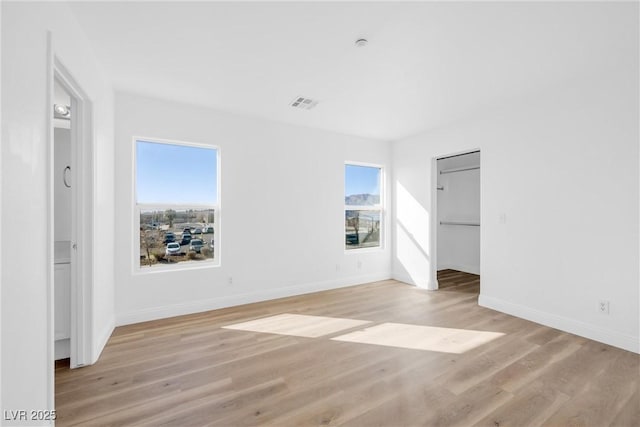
top-left (344, 161), bottom-right (384, 252)
top-left (133, 136), bottom-right (221, 273)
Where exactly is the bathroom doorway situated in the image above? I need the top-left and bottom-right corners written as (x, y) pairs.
top-left (49, 58), bottom-right (94, 372)
top-left (53, 79), bottom-right (73, 361)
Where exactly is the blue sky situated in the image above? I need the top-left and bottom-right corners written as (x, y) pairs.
top-left (345, 164), bottom-right (380, 197)
top-left (136, 140), bottom-right (218, 204)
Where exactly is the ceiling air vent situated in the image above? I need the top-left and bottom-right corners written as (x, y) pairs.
top-left (290, 96), bottom-right (318, 110)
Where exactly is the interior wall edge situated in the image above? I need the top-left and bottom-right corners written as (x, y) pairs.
top-left (390, 272), bottom-right (435, 290)
top-left (92, 317), bottom-right (115, 364)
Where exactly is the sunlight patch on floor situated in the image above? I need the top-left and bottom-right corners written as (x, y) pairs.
top-left (222, 313), bottom-right (372, 338)
top-left (332, 322), bottom-right (505, 354)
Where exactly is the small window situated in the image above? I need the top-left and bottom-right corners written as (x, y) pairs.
top-left (135, 139), bottom-right (219, 269)
top-left (344, 163), bottom-right (383, 250)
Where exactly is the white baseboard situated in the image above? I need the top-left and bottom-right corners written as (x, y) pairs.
top-left (55, 339), bottom-right (70, 360)
top-left (479, 294), bottom-right (639, 354)
top-left (92, 317), bottom-right (115, 364)
top-left (116, 273), bottom-right (392, 326)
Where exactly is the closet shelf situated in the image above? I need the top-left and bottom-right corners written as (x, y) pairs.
top-left (439, 220), bottom-right (480, 227)
top-left (440, 165), bottom-right (480, 175)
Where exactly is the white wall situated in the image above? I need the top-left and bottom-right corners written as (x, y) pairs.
top-left (0, 0), bottom-right (3, 418)
top-left (1, 2), bottom-right (115, 423)
top-left (437, 152), bottom-right (481, 274)
top-left (114, 92), bottom-right (391, 325)
top-left (393, 59), bottom-right (639, 352)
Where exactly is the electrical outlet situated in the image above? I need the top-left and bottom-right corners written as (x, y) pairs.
top-left (598, 300), bottom-right (609, 315)
top-left (228, 276), bottom-right (233, 285)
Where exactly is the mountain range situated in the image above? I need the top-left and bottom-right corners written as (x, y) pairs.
top-left (345, 194), bottom-right (379, 205)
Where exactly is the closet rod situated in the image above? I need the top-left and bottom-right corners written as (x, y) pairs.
top-left (440, 221), bottom-right (480, 226)
top-left (440, 165), bottom-right (480, 175)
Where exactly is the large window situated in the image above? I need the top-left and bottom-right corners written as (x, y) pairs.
top-left (135, 139), bottom-right (219, 269)
top-left (344, 163), bottom-right (383, 250)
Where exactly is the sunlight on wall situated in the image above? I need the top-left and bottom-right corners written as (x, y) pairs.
top-left (395, 181), bottom-right (431, 287)
top-left (332, 322), bottom-right (504, 354)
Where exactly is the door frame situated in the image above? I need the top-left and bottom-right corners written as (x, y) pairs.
top-left (429, 148), bottom-right (481, 290)
top-left (46, 33), bottom-right (94, 406)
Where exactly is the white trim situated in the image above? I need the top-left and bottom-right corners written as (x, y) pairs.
top-left (92, 317), bottom-right (115, 364)
top-left (344, 246), bottom-right (385, 255)
top-left (116, 273), bottom-right (391, 326)
top-left (345, 205), bottom-right (383, 210)
top-left (0, 1), bottom-right (3, 413)
top-left (134, 135), bottom-right (217, 150)
top-left (479, 294), bottom-right (640, 354)
top-left (46, 31), bottom-right (55, 418)
top-left (137, 203), bottom-right (218, 210)
top-left (429, 156), bottom-right (439, 289)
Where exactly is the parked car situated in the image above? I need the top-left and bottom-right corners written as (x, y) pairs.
top-left (165, 242), bottom-right (181, 255)
top-left (209, 238), bottom-right (214, 249)
top-left (189, 239), bottom-right (204, 253)
top-left (163, 232), bottom-right (176, 244)
top-left (346, 233), bottom-right (359, 245)
top-left (183, 227), bottom-right (192, 234)
top-left (192, 228), bottom-right (203, 235)
top-left (180, 234), bottom-right (192, 245)
top-left (203, 226), bottom-right (214, 234)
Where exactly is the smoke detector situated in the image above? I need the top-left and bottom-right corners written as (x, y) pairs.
top-left (290, 96), bottom-right (318, 110)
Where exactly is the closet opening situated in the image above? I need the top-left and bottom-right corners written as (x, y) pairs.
top-left (435, 150), bottom-right (480, 294)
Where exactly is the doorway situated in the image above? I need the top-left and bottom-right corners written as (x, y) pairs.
top-left (434, 150), bottom-right (481, 293)
top-left (49, 57), bottom-right (94, 372)
top-left (53, 79), bottom-right (72, 361)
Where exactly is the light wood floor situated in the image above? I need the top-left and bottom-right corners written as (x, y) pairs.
top-left (56, 276), bottom-right (639, 426)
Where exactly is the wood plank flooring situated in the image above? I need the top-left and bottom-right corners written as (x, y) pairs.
top-left (437, 269), bottom-right (480, 293)
top-left (55, 276), bottom-right (639, 426)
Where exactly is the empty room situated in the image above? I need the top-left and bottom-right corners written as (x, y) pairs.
top-left (1, 1), bottom-right (639, 426)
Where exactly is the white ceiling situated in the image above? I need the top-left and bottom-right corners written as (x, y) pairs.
top-left (69, 1), bottom-right (635, 141)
